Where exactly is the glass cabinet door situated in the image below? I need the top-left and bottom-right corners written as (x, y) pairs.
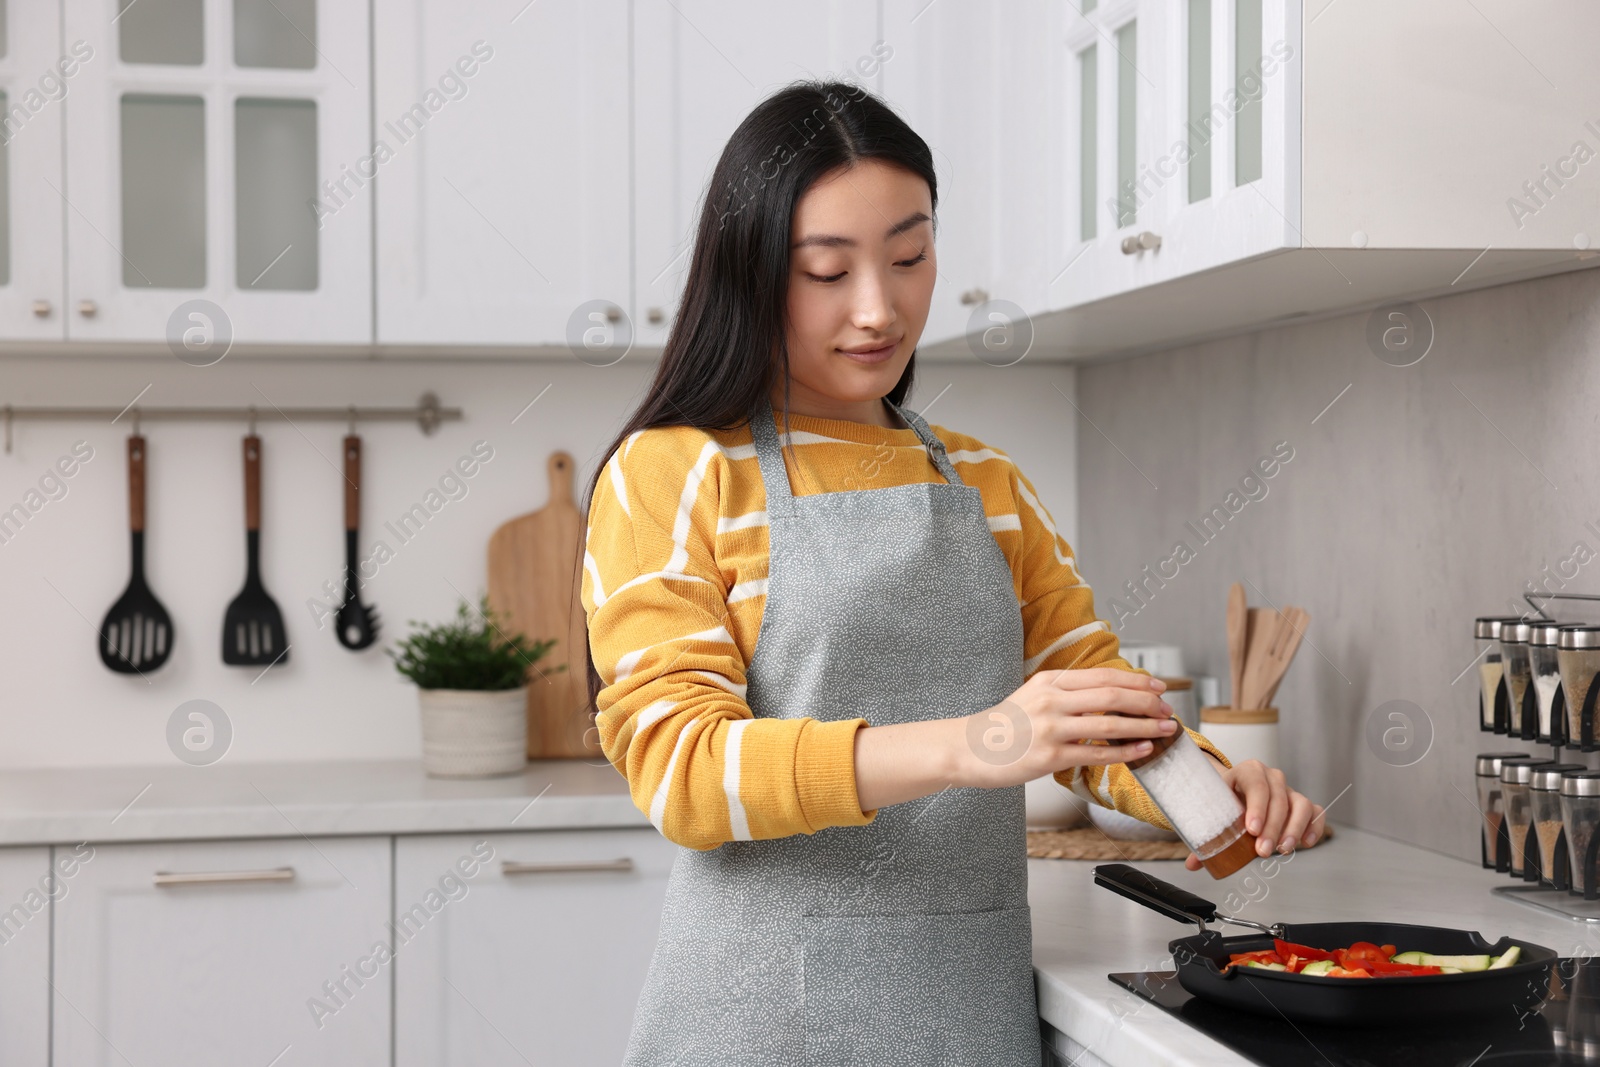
top-left (64, 0), bottom-right (371, 346)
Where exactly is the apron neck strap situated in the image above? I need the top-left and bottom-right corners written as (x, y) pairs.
top-left (750, 397), bottom-right (961, 517)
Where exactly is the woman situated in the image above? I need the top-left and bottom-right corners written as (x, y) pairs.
top-left (580, 80), bottom-right (1323, 1066)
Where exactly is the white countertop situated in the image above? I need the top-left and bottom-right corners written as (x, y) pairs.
top-left (0, 758), bottom-right (645, 845)
top-left (5, 760), bottom-right (1585, 1066)
top-left (1028, 824), bottom-right (1600, 1067)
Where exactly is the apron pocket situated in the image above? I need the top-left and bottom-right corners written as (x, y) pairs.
top-left (800, 905), bottom-right (1041, 1067)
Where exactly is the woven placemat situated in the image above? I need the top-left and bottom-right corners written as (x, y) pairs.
top-left (1026, 822), bottom-right (1334, 861)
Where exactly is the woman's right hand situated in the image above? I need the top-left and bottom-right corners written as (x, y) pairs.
top-left (949, 667), bottom-right (1178, 790)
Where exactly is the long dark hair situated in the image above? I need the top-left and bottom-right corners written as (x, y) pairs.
top-left (577, 78), bottom-right (939, 723)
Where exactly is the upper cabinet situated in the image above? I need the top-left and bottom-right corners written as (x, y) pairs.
top-left (372, 0), bottom-right (630, 348)
top-left (0, 1), bottom-right (68, 341)
top-left (1032, 0), bottom-right (1600, 360)
top-left (1054, 0), bottom-right (1299, 310)
top-left (878, 0), bottom-right (1002, 349)
top-left (62, 0), bottom-right (371, 345)
top-left (631, 0), bottom-right (882, 350)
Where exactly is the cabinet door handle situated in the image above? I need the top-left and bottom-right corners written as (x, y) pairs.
top-left (959, 288), bottom-right (990, 306)
top-left (1120, 231), bottom-right (1162, 254)
top-left (78, 299), bottom-right (98, 318)
top-left (153, 866), bottom-right (297, 886)
top-left (501, 857), bottom-right (634, 876)
top-left (31, 300), bottom-right (51, 318)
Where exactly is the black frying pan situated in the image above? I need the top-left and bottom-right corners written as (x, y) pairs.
top-left (1095, 863), bottom-right (1557, 1026)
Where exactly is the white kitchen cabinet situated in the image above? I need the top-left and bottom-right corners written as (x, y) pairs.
top-left (393, 828), bottom-right (677, 1067)
top-left (62, 0), bottom-right (371, 345)
top-left (878, 0), bottom-right (1005, 349)
top-left (53, 836), bottom-right (392, 1066)
top-left (0, 847), bottom-right (52, 1067)
top-left (631, 1), bottom-right (883, 349)
top-left (1032, 0), bottom-right (1600, 360)
top-left (373, 0), bottom-right (630, 348)
top-left (1053, 0), bottom-right (1299, 312)
top-left (0, 1), bottom-right (68, 342)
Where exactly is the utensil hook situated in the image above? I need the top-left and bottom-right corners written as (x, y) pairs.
top-left (347, 405), bottom-right (356, 435)
top-left (131, 408), bottom-right (141, 436)
top-left (247, 405), bottom-right (257, 435)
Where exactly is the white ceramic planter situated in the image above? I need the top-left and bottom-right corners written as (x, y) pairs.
top-left (417, 687), bottom-right (528, 778)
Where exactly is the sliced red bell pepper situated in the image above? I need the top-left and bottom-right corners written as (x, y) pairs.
top-left (1362, 959), bottom-right (1444, 977)
top-left (1274, 939), bottom-right (1334, 963)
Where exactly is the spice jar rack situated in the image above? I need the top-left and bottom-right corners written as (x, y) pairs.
top-left (1486, 592), bottom-right (1600, 922)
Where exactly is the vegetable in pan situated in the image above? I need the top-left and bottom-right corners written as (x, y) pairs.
top-left (1221, 939), bottom-right (1523, 978)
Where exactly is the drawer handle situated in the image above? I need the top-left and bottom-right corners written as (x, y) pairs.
top-left (153, 866), bottom-right (297, 887)
top-left (501, 858), bottom-right (634, 876)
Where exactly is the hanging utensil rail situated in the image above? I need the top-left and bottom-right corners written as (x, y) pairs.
top-left (0, 391), bottom-right (461, 452)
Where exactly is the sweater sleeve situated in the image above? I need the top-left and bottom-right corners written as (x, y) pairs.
top-left (581, 429), bottom-right (875, 851)
top-left (1003, 459), bottom-right (1232, 832)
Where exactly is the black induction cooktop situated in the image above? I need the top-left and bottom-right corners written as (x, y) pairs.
top-left (1110, 958), bottom-right (1600, 1066)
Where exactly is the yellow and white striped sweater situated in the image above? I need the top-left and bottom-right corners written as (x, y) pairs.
top-left (581, 407), bottom-right (1231, 851)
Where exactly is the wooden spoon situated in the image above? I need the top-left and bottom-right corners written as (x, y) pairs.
top-left (1226, 583), bottom-right (1247, 708)
top-left (1239, 607), bottom-right (1280, 709)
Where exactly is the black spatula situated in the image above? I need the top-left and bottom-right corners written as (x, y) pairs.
top-left (100, 434), bottom-right (174, 673)
top-left (222, 434), bottom-right (289, 667)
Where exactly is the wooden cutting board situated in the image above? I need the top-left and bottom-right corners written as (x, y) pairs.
top-left (486, 451), bottom-right (601, 759)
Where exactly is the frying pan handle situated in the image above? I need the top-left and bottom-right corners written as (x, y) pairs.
top-left (343, 435), bottom-right (361, 532)
top-left (1093, 863), bottom-right (1218, 929)
top-left (243, 435), bottom-right (261, 533)
top-left (128, 434), bottom-right (145, 533)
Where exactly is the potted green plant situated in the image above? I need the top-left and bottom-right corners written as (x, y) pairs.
top-left (388, 594), bottom-right (564, 778)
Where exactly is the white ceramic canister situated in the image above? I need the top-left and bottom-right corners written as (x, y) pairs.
top-left (1197, 705), bottom-right (1279, 771)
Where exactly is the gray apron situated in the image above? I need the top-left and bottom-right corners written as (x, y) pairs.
top-left (623, 396), bottom-right (1041, 1066)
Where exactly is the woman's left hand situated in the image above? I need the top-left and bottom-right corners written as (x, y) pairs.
top-left (1183, 758), bottom-right (1326, 872)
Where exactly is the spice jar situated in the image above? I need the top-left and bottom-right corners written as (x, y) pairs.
top-left (1561, 771), bottom-right (1600, 899)
top-left (1127, 726), bottom-right (1256, 878)
top-left (1559, 625), bottom-right (1600, 752)
top-left (1532, 763), bottom-right (1586, 888)
top-left (1500, 621), bottom-right (1535, 739)
top-left (1500, 757), bottom-right (1554, 878)
top-left (1476, 751), bottom-right (1531, 870)
top-left (1476, 617), bottom-right (1516, 733)
top-left (1530, 622), bottom-right (1571, 744)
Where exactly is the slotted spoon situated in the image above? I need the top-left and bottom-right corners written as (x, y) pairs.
top-left (99, 434), bottom-right (174, 673)
top-left (334, 433), bottom-right (379, 650)
top-left (222, 434), bottom-right (290, 666)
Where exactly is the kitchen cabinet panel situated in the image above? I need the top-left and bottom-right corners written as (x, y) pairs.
top-left (393, 828), bottom-right (677, 1067)
top-left (373, 0), bottom-right (630, 348)
top-left (62, 0), bottom-right (371, 345)
top-left (879, 0), bottom-right (1002, 348)
top-left (0, 847), bottom-right (52, 1067)
top-left (631, 0), bottom-right (882, 350)
top-left (0, 0), bottom-right (67, 341)
top-left (53, 836), bottom-right (391, 1066)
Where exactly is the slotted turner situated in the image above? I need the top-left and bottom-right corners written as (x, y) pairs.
top-left (99, 434), bottom-right (174, 673)
top-left (222, 434), bottom-right (290, 667)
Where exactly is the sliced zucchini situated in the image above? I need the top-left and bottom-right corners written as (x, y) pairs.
top-left (1489, 945), bottom-right (1522, 970)
top-left (1391, 952), bottom-right (1492, 971)
top-left (1242, 960), bottom-right (1288, 971)
top-left (1439, 967), bottom-right (1464, 974)
top-left (1299, 959), bottom-right (1336, 976)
